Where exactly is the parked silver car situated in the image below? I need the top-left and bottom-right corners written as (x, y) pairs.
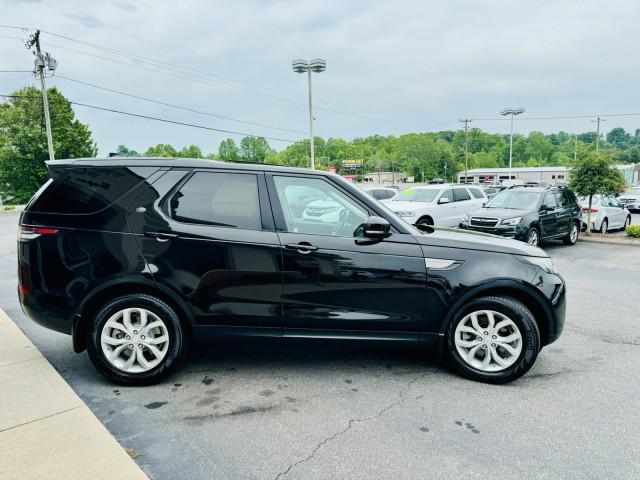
top-left (579, 195), bottom-right (632, 232)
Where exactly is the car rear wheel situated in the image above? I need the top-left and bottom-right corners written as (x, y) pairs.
top-left (624, 216), bottom-right (631, 229)
top-left (87, 294), bottom-right (187, 385)
top-left (563, 222), bottom-right (579, 245)
top-left (446, 296), bottom-right (540, 384)
top-left (600, 218), bottom-right (608, 233)
top-left (526, 228), bottom-right (539, 246)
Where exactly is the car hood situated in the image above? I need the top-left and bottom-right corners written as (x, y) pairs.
top-left (414, 226), bottom-right (547, 257)
top-left (388, 200), bottom-right (434, 211)
top-left (307, 199), bottom-right (340, 209)
top-left (466, 207), bottom-right (533, 219)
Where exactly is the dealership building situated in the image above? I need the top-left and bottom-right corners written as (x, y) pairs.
top-left (458, 165), bottom-right (639, 185)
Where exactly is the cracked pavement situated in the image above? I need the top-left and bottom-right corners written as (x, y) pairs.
top-left (2, 211), bottom-right (639, 479)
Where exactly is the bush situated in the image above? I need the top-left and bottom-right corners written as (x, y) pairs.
top-left (626, 225), bottom-right (640, 238)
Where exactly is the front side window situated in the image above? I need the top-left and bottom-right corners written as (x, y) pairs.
top-left (398, 188), bottom-right (439, 203)
top-left (453, 188), bottom-right (471, 202)
top-left (439, 189), bottom-right (454, 203)
top-left (170, 172), bottom-right (261, 229)
top-left (543, 193), bottom-right (559, 209)
top-left (273, 176), bottom-right (368, 237)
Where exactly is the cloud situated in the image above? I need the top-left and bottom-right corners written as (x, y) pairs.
top-left (1, 0), bottom-right (639, 155)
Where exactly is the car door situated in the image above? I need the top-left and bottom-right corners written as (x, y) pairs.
top-left (606, 196), bottom-right (624, 227)
top-left (554, 190), bottom-right (572, 235)
top-left (267, 174), bottom-right (427, 335)
top-left (452, 187), bottom-right (474, 224)
top-left (540, 192), bottom-right (560, 238)
top-left (127, 169), bottom-right (283, 332)
top-left (436, 188), bottom-right (456, 226)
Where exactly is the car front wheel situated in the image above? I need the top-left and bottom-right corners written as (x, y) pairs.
top-left (87, 294), bottom-right (188, 385)
top-left (526, 227), bottom-right (539, 246)
top-left (446, 295), bottom-right (540, 384)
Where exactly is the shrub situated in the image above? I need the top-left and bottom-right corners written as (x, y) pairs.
top-left (626, 225), bottom-right (640, 238)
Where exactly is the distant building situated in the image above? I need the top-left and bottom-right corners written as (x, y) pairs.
top-left (616, 164), bottom-right (639, 185)
top-left (458, 167), bottom-right (570, 185)
top-left (363, 171), bottom-right (407, 184)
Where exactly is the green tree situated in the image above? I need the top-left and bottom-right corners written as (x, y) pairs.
top-left (606, 127), bottom-right (631, 149)
top-left (115, 145), bottom-right (140, 157)
top-left (218, 138), bottom-right (239, 161)
top-left (178, 145), bottom-right (203, 158)
top-left (569, 151), bottom-right (625, 234)
top-left (0, 86), bottom-right (97, 203)
top-left (240, 136), bottom-right (271, 163)
top-left (144, 144), bottom-right (178, 157)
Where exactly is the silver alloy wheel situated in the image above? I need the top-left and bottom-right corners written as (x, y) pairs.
top-left (454, 310), bottom-right (523, 372)
top-left (601, 219), bottom-right (608, 233)
top-left (527, 229), bottom-right (538, 246)
top-left (569, 223), bottom-right (578, 243)
top-left (100, 308), bottom-right (170, 373)
top-left (625, 217), bottom-right (631, 228)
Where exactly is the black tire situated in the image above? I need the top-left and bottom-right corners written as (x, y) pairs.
top-left (563, 221), bottom-right (579, 245)
top-left (525, 227), bottom-right (539, 247)
top-left (417, 216), bottom-right (433, 226)
top-left (623, 216), bottom-right (631, 230)
top-left (87, 294), bottom-right (188, 386)
top-left (600, 218), bottom-right (608, 233)
top-left (446, 295), bottom-right (540, 384)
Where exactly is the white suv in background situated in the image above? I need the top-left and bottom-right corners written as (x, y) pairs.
top-left (619, 187), bottom-right (640, 212)
top-left (389, 184), bottom-right (487, 227)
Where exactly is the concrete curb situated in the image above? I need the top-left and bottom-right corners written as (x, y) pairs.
top-left (0, 309), bottom-right (150, 480)
top-left (579, 235), bottom-right (639, 247)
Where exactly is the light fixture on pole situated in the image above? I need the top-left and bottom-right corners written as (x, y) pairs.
top-left (292, 58), bottom-right (326, 169)
top-left (500, 107), bottom-right (525, 181)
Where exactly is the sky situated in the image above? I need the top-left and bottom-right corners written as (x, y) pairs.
top-left (1, 0), bottom-right (640, 156)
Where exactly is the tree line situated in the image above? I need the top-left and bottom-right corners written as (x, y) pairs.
top-left (1, 86), bottom-right (638, 203)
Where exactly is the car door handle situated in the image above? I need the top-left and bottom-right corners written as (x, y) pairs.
top-left (284, 243), bottom-right (318, 254)
top-left (145, 232), bottom-right (178, 242)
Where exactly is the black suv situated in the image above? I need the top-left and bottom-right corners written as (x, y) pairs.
top-left (18, 158), bottom-right (566, 385)
top-left (460, 185), bottom-right (582, 247)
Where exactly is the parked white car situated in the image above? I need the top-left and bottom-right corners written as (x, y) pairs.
top-left (619, 187), bottom-right (640, 212)
top-left (302, 198), bottom-right (344, 223)
top-left (389, 184), bottom-right (487, 227)
top-left (579, 195), bottom-right (632, 232)
top-left (361, 186), bottom-right (399, 203)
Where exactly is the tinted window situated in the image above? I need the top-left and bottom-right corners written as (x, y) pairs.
top-left (543, 193), bottom-right (558, 208)
top-left (30, 167), bottom-right (155, 214)
top-left (273, 176), bottom-right (368, 237)
top-left (469, 187), bottom-right (485, 199)
top-left (369, 189), bottom-right (387, 200)
top-left (381, 190), bottom-right (396, 199)
top-left (170, 172), bottom-right (261, 229)
top-left (558, 190), bottom-right (574, 207)
top-left (440, 189), bottom-right (454, 202)
top-left (453, 188), bottom-right (471, 202)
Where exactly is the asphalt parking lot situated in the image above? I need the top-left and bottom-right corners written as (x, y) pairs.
top-left (2, 211), bottom-right (639, 480)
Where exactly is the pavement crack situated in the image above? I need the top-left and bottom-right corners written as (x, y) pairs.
top-left (274, 373), bottom-right (426, 480)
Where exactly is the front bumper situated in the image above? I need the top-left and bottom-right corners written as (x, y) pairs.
top-left (459, 222), bottom-right (528, 241)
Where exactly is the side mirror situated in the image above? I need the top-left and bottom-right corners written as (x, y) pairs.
top-left (438, 197), bottom-right (450, 204)
top-left (362, 216), bottom-right (391, 239)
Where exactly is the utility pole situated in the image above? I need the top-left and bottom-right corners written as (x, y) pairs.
top-left (573, 134), bottom-right (578, 162)
top-left (27, 30), bottom-right (57, 161)
top-left (592, 116), bottom-right (606, 152)
top-left (459, 119), bottom-right (472, 183)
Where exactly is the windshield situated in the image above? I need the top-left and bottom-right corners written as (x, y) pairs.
top-left (396, 188), bottom-right (439, 203)
top-left (626, 187), bottom-right (640, 195)
top-left (486, 190), bottom-right (541, 210)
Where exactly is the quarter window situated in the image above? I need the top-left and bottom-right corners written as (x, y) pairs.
top-left (169, 172), bottom-right (261, 229)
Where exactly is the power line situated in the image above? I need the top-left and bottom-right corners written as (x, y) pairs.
top-left (0, 94), bottom-right (298, 143)
top-left (0, 69), bottom-right (32, 73)
top-left (55, 74), bottom-right (307, 135)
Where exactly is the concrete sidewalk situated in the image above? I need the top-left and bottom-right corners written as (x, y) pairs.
top-left (0, 309), bottom-right (149, 480)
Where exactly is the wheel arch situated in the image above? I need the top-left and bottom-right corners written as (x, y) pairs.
top-left (438, 280), bottom-right (553, 347)
top-left (72, 277), bottom-right (195, 353)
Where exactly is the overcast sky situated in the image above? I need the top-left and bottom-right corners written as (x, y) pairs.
top-left (2, 0), bottom-right (640, 155)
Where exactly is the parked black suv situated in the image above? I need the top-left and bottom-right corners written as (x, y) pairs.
top-left (18, 158), bottom-right (566, 385)
top-left (460, 185), bottom-right (582, 247)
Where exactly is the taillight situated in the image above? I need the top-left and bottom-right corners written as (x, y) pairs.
top-left (18, 225), bottom-right (59, 241)
top-left (582, 207), bottom-right (598, 214)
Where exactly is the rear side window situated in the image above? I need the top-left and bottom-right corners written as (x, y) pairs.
top-left (29, 166), bottom-right (156, 214)
top-left (469, 187), bottom-right (485, 199)
top-left (453, 188), bottom-right (471, 202)
top-left (169, 171), bottom-right (261, 229)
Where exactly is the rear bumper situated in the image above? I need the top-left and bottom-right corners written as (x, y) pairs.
top-left (19, 289), bottom-right (73, 335)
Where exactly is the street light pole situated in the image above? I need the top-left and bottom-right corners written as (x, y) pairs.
top-left (459, 119), bottom-right (471, 183)
top-left (500, 107), bottom-right (525, 182)
top-left (292, 58), bottom-right (326, 170)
